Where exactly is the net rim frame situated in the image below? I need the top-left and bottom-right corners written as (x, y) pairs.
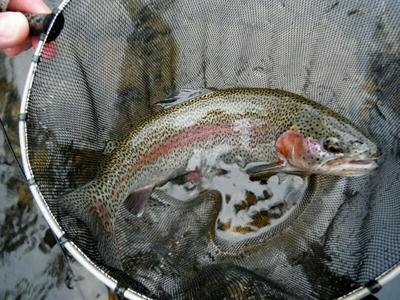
top-left (17, 0), bottom-right (400, 299)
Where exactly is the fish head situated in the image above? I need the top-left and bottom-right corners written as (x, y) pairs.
top-left (276, 110), bottom-right (380, 176)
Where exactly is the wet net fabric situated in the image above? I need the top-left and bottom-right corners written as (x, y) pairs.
top-left (25, 0), bottom-right (400, 298)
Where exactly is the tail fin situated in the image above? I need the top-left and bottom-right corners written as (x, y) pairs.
top-left (59, 182), bottom-right (122, 268)
top-left (59, 183), bottom-right (95, 229)
top-left (59, 181), bottom-right (115, 233)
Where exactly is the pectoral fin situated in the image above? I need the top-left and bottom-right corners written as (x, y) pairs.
top-left (246, 160), bottom-right (287, 180)
top-left (123, 185), bottom-right (153, 217)
top-left (246, 159), bottom-right (306, 180)
top-left (245, 160), bottom-right (286, 176)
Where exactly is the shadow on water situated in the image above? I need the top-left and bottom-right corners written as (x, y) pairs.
top-left (0, 52), bottom-right (114, 299)
top-left (1, 0), bottom-right (399, 298)
top-left (114, 0), bottom-right (177, 137)
top-left (0, 0), bottom-right (177, 297)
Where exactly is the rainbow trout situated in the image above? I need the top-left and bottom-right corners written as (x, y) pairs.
top-left (62, 88), bottom-right (379, 232)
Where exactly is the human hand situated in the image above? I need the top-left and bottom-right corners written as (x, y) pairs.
top-left (0, 0), bottom-right (51, 56)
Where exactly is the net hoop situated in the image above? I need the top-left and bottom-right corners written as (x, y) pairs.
top-left (18, 0), bottom-right (400, 299)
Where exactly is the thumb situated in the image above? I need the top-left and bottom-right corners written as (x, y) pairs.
top-left (0, 12), bottom-right (29, 49)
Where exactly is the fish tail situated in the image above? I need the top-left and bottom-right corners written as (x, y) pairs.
top-left (59, 181), bottom-right (114, 233)
top-left (59, 182), bottom-right (122, 268)
top-left (59, 184), bottom-right (90, 221)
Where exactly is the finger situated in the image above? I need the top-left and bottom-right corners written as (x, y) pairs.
top-left (3, 39), bottom-right (31, 56)
top-left (0, 12), bottom-right (29, 48)
top-left (31, 36), bottom-right (40, 48)
top-left (8, 0), bottom-right (51, 14)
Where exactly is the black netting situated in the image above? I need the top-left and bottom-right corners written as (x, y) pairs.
top-left (24, 0), bottom-right (400, 298)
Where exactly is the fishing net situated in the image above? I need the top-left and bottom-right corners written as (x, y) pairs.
top-left (20, 0), bottom-right (400, 299)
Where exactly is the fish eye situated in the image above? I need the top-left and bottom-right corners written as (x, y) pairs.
top-left (323, 137), bottom-right (343, 154)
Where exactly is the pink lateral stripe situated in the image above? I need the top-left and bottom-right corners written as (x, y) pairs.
top-left (112, 123), bottom-right (270, 200)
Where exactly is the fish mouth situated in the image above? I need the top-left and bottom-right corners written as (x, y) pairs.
top-left (348, 159), bottom-right (378, 165)
top-left (319, 156), bottom-right (379, 175)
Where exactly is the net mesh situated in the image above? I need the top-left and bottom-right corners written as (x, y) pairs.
top-left (24, 0), bottom-right (400, 298)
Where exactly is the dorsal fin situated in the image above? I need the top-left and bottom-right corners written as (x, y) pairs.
top-left (154, 88), bottom-right (214, 110)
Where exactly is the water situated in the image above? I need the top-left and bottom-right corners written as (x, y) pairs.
top-left (0, 0), bottom-right (399, 298)
top-left (159, 152), bottom-right (308, 242)
top-left (1, 42), bottom-right (398, 300)
top-left (0, 44), bottom-right (112, 300)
